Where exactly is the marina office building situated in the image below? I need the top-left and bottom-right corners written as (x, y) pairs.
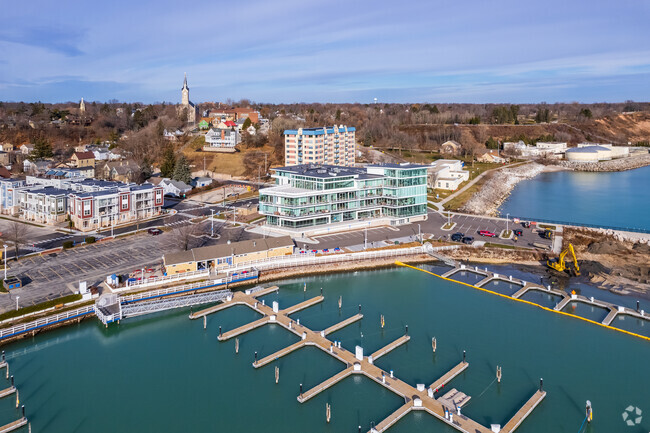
top-left (259, 163), bottom-right (428, 236)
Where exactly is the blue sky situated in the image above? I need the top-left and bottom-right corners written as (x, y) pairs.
top-left (1, 0), bottom-right (649, 103)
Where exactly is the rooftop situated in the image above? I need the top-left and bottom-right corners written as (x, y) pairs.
top-left (273, 164), bottom-right (376, 179)
top-left (284, 125), bottom-right (356, 136)
top-left (566, 145), bottom-right (611, 153)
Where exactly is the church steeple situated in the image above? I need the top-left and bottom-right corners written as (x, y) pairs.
top-left (182, 72), bottom-right (189, 91)
top-left (181, 73), bottom-right (190, 106)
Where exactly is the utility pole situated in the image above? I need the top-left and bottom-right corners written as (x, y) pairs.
top-left (506, 213), bottom-right (509, 234)
top-left (211, 209), bottom-right (215, 237)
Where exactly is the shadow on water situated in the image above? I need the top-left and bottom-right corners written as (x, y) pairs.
top-left (520, 290), bottom-right (563, 309)
top-left (447, 270), bottom-right (485, 285)
top-left (561, 302), bottom-right (609, 322)
top-left (482, 280), bottom-right (522, 296)
top-left (611, 315), bottom-right (650, 338)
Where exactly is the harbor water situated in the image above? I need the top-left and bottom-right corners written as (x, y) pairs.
top-left (498, 165), bottom-right (650, 232)
top-left (2, 267), bottom-right (650, 432)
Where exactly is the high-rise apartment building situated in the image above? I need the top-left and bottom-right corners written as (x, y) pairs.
top-left (284, 125), bottom-right (355, 167)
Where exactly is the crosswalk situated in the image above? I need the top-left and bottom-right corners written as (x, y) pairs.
top-left (32, 235), bottom-right (73, 245)
top-left (164, 219), bottom-right (190, 227)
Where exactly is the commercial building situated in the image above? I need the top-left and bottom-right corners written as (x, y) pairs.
top-left (503, 141), bottom-right (567, 158)
top-left (259, 163), bottom-right (427, 235)
top-left (163, 236), bottom-right (294, 275)
top-left (284, 125), bottom-right (355, 167)
top-left (427, 159), bottom-right (469, 190)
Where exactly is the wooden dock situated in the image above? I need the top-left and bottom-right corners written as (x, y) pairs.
top-left (371, 402), bottom-right (413, 432)
top-left (370, 335), bottom-right (410, 361)
top-left (323, 314), bottom-right (363, 335)
top-left (0, 418), bottom-right (27, 433)
top-left (297, 367), bottom-right (354, 403)
top-left (0, 387), bottom-right (16, 398)
top-left (206, 286), bottom-right (541, 433)
top-left (602, 307), bottom-right (619, 326)
top-left (429, 361), bottom-right (468, 392)
top-left (501, 390), bottom-right (546, 433)
top-left (554, 295), bottom-right (572, 311)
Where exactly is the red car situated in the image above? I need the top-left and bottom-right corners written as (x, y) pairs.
top-left (478, 230), bottom-right (497, 237)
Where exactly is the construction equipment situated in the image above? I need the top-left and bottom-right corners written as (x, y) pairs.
top-left (542, 229), bottom-right (553, 240)
top-left (547, 243), bottom-right (580, 276)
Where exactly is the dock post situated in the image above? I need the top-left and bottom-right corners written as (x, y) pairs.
top-left (586, 400), bottom-right (593, 422)
top-left (235, 338), bottom-right (239, 354)
top-left (300, 383), bottom-right (303, 398)
top-left (637, 301), bottom-right (640, 312)
top-left (219, 326), bottom-right (222, 338)
top-left (359, 304), bottom-right (361, 314)
top-left (254, 351), bottom-right (258, 365)
top-left (496, 366), bottom-right (502, 383)
top-left (10, 375), bottom-right (13, 387)
top-left (432, 337), bottom-right (437, 353)
top-left (382, 371), bottom-right (385, 383)
top-left (275, 366), bottom-right (279, 384)
top-left (320, 287), bottom-right (323, 296)
top-left (405, 325), bottom-right (408, 335)
top-left (463, 350), bottom-right (466, 363)
top-left (390, 370), bottom-right (394, 378)
top-left (326, 403), bottom-right (331, 423)
top-left (1, 351), bottom-right (4, 362)
top-left (539, 378), bottom-right (543, 392)
top-left (15, 389), bottom-right (18, 408)
top-left (21, 404), bottom-right (24, 418)
top-left (203, 316), bottom-right (207, 330)
top-left (380, 315), bottom-right (385, 329)
top-left (338, 296), bottom-right (342, 310)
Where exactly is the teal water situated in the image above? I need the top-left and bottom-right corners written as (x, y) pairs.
top-left (3, 267), bottom-right (650, 432)
top-left (498, 165), bottom-right (650, 232)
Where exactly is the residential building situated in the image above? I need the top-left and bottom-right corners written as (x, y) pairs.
top-left (0, 178), bottom-right (26, 215)
top-left (259, 163), bottom-right (427, 235)
top-left (192, 177), bottom-right (213, 188)
top-left (284, 125), bottom-right (356, 167)
top-left (102, 160), bottom-right (140, 183)
top-left (20, 144), bottom-right (34, 155)
top-left (203, 127), bottom-right (240, 152)
top-left (17, 187), bottom-right (69, 224)
top-left (440, 140), bottom-right (462, 155)
top-left (477, 150), bottom-right (508, 164)
top-left (0, 143), bottom-right (14, 152)
top-left (23, 159), bottom-right (51, 174)
top-left (68, 184), bottom-right (164, 231)
top-left (71, 151), bottom-right (96, 168)
top-left (157, 178), bottom-right (192, 197)
top-left (427, 160), bottom-right (469, 190)
top-left (163, 236), bottom-right (294, 275)
top-left (0, 152), bottom-right (9, 166)
top-left (198, 119), bottom-right (211, 130)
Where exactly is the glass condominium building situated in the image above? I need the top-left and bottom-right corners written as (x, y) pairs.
top-left (259, 163), bottom-right (428, 230)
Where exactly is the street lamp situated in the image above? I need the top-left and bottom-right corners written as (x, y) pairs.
top-left (2, 244), bottom-right (7, 281)
top-left (506, 213), bottom-right (509, 234)
top-left (15, 296), bottom-right (19, 311)
top-left (417, 224), bottom-right (421, 244)
top-left (211, 209), bottom-right (215, 237)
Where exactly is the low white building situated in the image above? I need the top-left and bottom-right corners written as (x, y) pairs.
top-left (158, 178), bottom-right (192, 197)
top-left (203, 127), bottom-right (240, 152)
top-left (566, 145), bottom-right (612, 162)
top-left (503, 141), bottom-right (566, 158)
top-left (428, 159), bottom-right (470, 190)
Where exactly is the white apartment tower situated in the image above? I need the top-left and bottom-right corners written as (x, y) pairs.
top-left (284, 125), bottom-right (356, 167)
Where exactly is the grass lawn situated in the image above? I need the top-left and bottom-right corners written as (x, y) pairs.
top-left (0, 294), bottom-right (83, 321)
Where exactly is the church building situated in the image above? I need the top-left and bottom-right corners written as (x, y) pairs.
top-left (179, 73), bottom-right (197, 124)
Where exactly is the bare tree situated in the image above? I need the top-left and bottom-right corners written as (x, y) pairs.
top-left (1, 221), bottom-right (32, 260)
top-left (170, 223), bottom-right (200, 251)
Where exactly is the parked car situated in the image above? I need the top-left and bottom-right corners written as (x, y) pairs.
top-left (514, 229), bottom-right (523, 236)
top-left (478, 230), bottom-right (497, 237)
top-left (451, 232), bottom-right (464, 242)
top-left (522, 221), bottom-right (531, 228)
top-left (462, 236), bottom-right (474, 244)
top-left (148, 228), bottom-right (162, 235)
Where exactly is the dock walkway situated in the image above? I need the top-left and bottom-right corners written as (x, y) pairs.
top-left (430, 361), bottom-right (468, 392)
top-left (201, 286), bottom-right (544, 433)
top-left (501, 390), bottom-right (546, 433)
top-left (0, 418), bottom-right (27, 433)
top-left (0, 387), bottom-right (15, 398)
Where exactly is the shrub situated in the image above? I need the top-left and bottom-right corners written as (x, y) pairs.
top-left (62, 240), bottom-right (74, 249)
top-left (85, 236), bottom-right (96, 244)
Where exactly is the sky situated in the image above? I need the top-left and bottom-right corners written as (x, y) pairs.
top-left (1, 0), bottom-right (649, 104)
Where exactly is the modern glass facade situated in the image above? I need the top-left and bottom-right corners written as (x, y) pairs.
top-left (259, 164), bottom-right (427, 230)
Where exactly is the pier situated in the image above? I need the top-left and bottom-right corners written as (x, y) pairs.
top-left (405, 262), bottom-right (650, 341)
top-left (197, 285), bottom-right (545, 433)
top-left (0, 419), bottom-right (27, 433)
top-left (502, 390), bottom-right (547, 432)
top-left (0, 387), bottom-right (16, 398)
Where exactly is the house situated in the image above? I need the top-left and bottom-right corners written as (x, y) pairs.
top-left (158, 178), bottom-right (192, 197)
top-left (71, 151), bottom-right (96, 168)
top-left (163, 236), bottom-right (294, 275)
top-left (203, 127), bottom-right (240, 152)
top-left (0, 143), bottom-right (15, 152)
top-left (102, 160), bottom-right (140, 183)
top-left (427, 159), bottom-right (470, 190)
top-left (23, 159), bottom-right (51, 174)
top-left (20, 144), bottom-right (35, 155)
top-left (192, 176), bottom-right (213, 188)
top-left (198, 118), bottom-right (211, 130)
top-left (246, 125), bottom-right (257, 135)
top-left (477, 150), bottom-right (507, 164)
top-left (440, 140), bottom-right (462, 155)
top-left (0, 152), bottom-right (9, 166)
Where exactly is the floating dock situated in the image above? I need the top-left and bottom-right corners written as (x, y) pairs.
top-left (197, 285), bottom-right (545, 433)
top-left (0, 418), bottom-right (27, 433)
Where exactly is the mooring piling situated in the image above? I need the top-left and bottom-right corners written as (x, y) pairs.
top-left (235, 338), bottom-right (239, 354)
top-left (326, 403), bottom-right (331, 423)
top-left (432, 337), bottom-right (437, 353)
top-left (496, 366), bottom-right (502, 383)
top-left (275, 366), bottom-right (279, 384)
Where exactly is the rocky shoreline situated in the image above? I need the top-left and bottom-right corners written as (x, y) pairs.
top-left (556, 152), bottom-right (650, 172)
top-left (460, 163), bottom-right (566, 216)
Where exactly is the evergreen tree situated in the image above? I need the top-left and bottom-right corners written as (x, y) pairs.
top-left (242, 117), bottom-right (252, 130)
top-left (30, 137), bottom-right (53, 159)
top-left (160, 144), bottom-right (176, 178)
top-left (173, 155), bottom-right (192, 184)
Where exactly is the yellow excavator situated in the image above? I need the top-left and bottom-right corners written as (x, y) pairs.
top-left (547, 243), bottom-right (580, 276)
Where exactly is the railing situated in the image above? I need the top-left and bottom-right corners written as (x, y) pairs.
top-left (224, 246), bottom-right (427, 273)
top-left (505, 214), bottom-right (650, 235)
top-left (0, 306), bottom-right (95, 339)
top-left (115, 268), bottom-right (211, 291)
